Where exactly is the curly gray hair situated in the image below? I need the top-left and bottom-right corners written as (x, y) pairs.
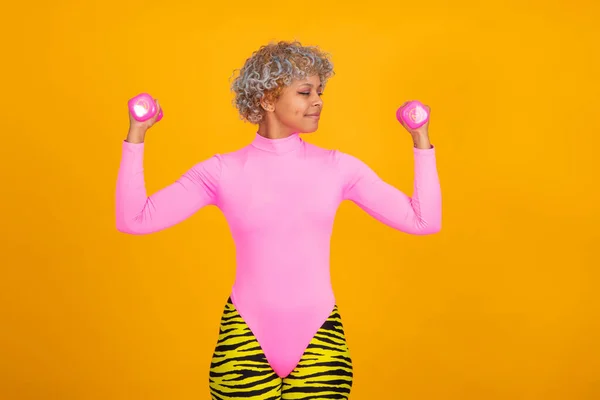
top-left (230, 40), bottom-right (335, 124)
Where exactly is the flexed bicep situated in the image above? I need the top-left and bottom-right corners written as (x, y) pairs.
top-left (115, 141), bottom-right (222, 235)
top-left (337, 149), bottom-right (441, 235)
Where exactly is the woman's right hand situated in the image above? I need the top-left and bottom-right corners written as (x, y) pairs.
top-left (126, 99), bottom-right (162, 143)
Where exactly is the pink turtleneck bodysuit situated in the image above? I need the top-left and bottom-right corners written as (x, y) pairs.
top-left (116, 132), bottom-right (442, 378)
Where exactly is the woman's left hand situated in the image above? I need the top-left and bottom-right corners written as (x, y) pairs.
top-left (397, 101), bottom-right (432, 149)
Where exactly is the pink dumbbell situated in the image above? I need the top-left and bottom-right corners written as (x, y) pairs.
top-left (396, 100), bottom-right (428, 129)
top-left (128, 93), bottom-right (163, 122)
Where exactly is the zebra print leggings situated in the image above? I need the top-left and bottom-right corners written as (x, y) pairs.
top-left (208, 297), bottom-right (353, 399)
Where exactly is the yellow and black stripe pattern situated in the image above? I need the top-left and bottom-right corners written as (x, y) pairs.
top-left (281, 305), bottom-right (353, 399)
top-left (208, 298), bottom-right (282, 399)
top-left (208, 298), bottom-right (353, 399)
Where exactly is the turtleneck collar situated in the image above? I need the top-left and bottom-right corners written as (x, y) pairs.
top-left (251, 132), bottom-right (303, 154)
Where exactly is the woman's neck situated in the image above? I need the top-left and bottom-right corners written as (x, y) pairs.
top-left (256, 116), bottom-right (296, 139)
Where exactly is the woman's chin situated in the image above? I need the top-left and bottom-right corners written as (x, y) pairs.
top-left (299, 125), bottom-right (319, 134)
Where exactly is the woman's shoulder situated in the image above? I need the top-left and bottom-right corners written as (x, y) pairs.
top-left (303, 141), bottom-right (362, 166)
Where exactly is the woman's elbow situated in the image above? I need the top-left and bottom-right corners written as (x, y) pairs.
top-left (406, 219), bottom-right (442, 235)
top-left (116, 224), bottom-right (140, 235)
top-left (421, 224), bottom-right (442, 235)
top-left (116, 219), bottom-right (152, 235)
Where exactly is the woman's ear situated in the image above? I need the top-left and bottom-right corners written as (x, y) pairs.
top-left (261, 101), bottom-right (274, 112)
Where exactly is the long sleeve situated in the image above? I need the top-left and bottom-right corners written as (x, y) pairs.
top-left (115, 140), bottom-right (222, 235)
top-left (336, 146), bottom-right (442, 235)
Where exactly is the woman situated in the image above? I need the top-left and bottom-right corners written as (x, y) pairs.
top-left (116, 40), bottom-right (442, 400)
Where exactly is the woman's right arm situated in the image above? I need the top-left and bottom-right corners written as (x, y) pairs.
top-left (115, 108), bottom-right (222, 235)
top-left (115, 139), bottom-right (221, 235)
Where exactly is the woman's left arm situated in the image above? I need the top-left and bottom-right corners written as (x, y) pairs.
top-left (337, 104), bottom-right (441, 235)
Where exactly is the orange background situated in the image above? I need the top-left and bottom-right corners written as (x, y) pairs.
top-left (1, 0), bottom-right (599, 399)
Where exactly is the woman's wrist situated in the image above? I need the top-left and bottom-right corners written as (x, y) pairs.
top-left (412, 132), bottom-right (432, 149)
top-left (126, 127), bottom-right (147, 144)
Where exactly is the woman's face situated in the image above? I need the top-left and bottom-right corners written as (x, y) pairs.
top-left (265, 75), bottom-right (324, 134)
